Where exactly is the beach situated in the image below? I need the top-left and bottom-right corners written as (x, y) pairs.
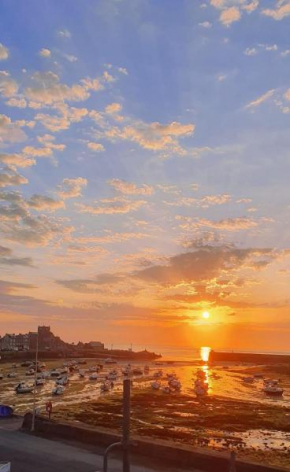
top-left (1, 354), bottom-right (290, 469)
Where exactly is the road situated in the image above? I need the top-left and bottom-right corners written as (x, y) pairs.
top-left (0, 418), bottom-right (198, 472)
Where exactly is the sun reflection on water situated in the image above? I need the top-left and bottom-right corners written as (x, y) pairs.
top-left (200, 346), bottom-right (211, 363)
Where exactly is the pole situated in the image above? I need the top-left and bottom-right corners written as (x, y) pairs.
top-left (122, 378), bottom-right (130, 472)
top-left (31, 329), bottom-right (39, 432)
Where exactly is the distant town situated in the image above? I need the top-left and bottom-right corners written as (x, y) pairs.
top-left (0, 326), bottom-right (161, 361)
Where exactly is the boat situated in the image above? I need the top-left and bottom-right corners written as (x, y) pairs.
top-left (144, 365), bottom-right (150, 374)
top-left (15, 383), bottom-right (34, 394)
top-left (132, 367), bottom-right (143, 376)
top-left (50, 369), bottom-right (60, 377)
top-left (52, 385), bottom-right (65, 395)
top-left (263, 385), bottom-right (284, 396)
top-left (169, 379), bottom-right (181, 391)
top-left (11, 364), bottom-right (17, 369)
top-left (153, 370), bottom-right (163, 378)
top-left (7, 372), bottom-right (16, 378)
top-left (106, 371), bottom-right (117, 381)
top-left (0, 405), bottom-right (13, 417)
top-left (161, 386), bottom-right (171, 394)
top-left (56, 376), bottom-right (68, 386)
top-left (151, 381), bottom-right (161, 390)
top-left (25, 369), bottom-right (35, 376)
top-left (194, 385), bottom-right (208, 396)
top-left (79, 370), bottom-right (86, 378)
top-left (35, 378), bottom-right (45, 386)
top-left (100, 381), bottom-right (112, 392)
top-left (89, 373), bottom-right (98, 380)
top-left (0, 374), bottom-right (3, 380)
top-left (104, 358), bottom-right (117, 364)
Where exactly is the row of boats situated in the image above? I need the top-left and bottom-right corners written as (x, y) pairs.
top-left (242, 376), bottom-right (284, 396)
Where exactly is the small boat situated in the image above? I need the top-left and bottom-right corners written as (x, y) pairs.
top-left (56, 376), bottom-right (68, 386)
top-left (52, 385), bottom-right (65, 395)
top-left (161, 386), bottom-right (171, 394)
top-left (169, 379), bottom-right (181, 391)
top-left (89, 373), bottom-right (98, 380)
top-left (263, 385), bottom-right (284, 396)
top-left (132, 368), bottom-right (143, 376)
top-left (35, 378), bottom-right (45, 386)
top-left (89, 366), bottom-right (97, 372)
top-left (40, 363), bottom-right (46, 368)
top-left (15, 383), bottom-right (34, 394)
top-left (144, 365), bottom-right (150, 374)
top-left (0, 405), bottom-right (13, 417)
top-left (153, 370), bottom-right (163, 378)
top-left (194, 385), bottom-right (208, 396)
top-left (50, 369), bottom-right (61, 377)
top-left (105, 358), bottom-right (117, 364)
top-left (79, 370), bottom-right (86, 378)
top-left (106, 372), bottom-right (117, 381)
top-left (100, 382), bottom-right (111, 392)
top-left (21, 361), bottom-right (31, 367)
top-left (26, 369), bottom-right (35, 376)
top-left (7, 372), bottom-right (16, 378)
top-left (151, 381), bottom-right (161, 390)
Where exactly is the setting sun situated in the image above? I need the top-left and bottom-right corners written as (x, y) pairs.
top-left (202, 311), bottom-right (210, 319)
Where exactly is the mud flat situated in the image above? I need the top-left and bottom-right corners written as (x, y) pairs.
top-left (51, 389), bottom-right (290, 470)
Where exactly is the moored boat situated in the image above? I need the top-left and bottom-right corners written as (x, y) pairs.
top-left (15, 383), bottom-right (34, 394)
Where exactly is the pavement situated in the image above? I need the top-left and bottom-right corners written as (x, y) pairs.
top-left (0, 418), bottom-right (199, 472)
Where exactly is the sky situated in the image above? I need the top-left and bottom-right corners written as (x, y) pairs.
top-left (1, 0), bottom-right (290, 351)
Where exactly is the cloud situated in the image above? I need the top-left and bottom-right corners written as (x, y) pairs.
top-left (56, 273), bottom-right (123, 293)
top-left (199, 21), bottom-right (212, 27)
top-left (0, 43), bottom-right (9, 60)
top-left (62, 53), bottom-right (78, 62)
top-left (75, 231), bottom-right (148, 245)
top-left (108, 179), bottom-right (154, 195)
top-left (245, 89), bottom-right (275, 108)
top-left (5, 97), bottom-right (27, 108)
top-left (0, 114), bottom-right (27, 144)
top-left (87, 142), bottom-right (105, 152)
top-left (27, 195), bottom-right (65, 211)
top-left (0, 245), bottom-right (34, 267)
top-left (0, 71), bottom-right (18, 97)
top-left (0, 167), bottom-right (28, 188)
top-left (58, 29), bottom-right (71, 38)
top-left (76, 197), bottom-right (146, 215)
top-left (118, 67), bottom-right (128, 75)
top-left (37, 134), bottom-right (66, 151)
top-left (34, 104), bottom-right (89, 131)
top-left (105, 102), bottom-right (122, 114)
top-left (39, 48), bottom-right (51, 58)
top-left (22, 146), bottom-right (53, 158)
top-left (262, 2), bottom-right (290, 20)
top-left (0, 153), bottom-right (35, 168)
top-left (200, 194), bottom-right (231, 206)
top-left (244, 47), bottom-right (258, 56)
top-left (57, 177), bottom-right (88, 199)
top-left (135, 243), bottom-right (274, 285)
top-left (105, 120), bottom-right (194, 155)
top-left (196, 216), bottom-right (259, 231)
top-left (220, 7), bottom-right (241, 25)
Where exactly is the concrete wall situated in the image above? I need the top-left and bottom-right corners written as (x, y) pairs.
top-left (22, 414), bottom-right (289, 472)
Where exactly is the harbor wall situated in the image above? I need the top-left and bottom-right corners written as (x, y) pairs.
top-left (22, 414), bottom-right (289, 472)
top-left (209, 351), bottom-right (290, 364)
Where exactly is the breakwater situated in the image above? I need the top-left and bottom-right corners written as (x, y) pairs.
top-left (209, 351), bottom-right (290, 365)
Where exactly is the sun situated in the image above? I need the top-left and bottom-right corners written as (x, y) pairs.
top-left (202, 311), bottom-right (210, 319)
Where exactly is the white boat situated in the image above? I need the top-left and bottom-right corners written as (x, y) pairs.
top-left (35, 378), bottom-right (45, 386)
top-left (56, 376), bottom-right (68, 386)
top-left (15, 382), bottom-right (34, 394)
top-left (50, 369), bottom-right (60, 377)
top-left (52, 385), bottom-right (65, 395)
top-left (105, 358), bottom-right (117, 364)
top-left (7, 372), bottom-right (16, 378)
top-left (106, 372), bottom-right (117, 381)
top-left (151, 381), bottom-right (161, 390)
top-left (89, 373), bottom-right (98, 380)
top-left (25, 369), bottom-right (35, 376)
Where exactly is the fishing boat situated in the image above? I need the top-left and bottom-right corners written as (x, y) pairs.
top-left (52, 385), bottom-right (65, 395)
top-left (15, 383), bottom-right (34, 394)
top-left (25, 369), bottom-right (35, 376)
top-left (35, 378), bottom-right (45, 386)
top-left (132, 367), bottom-right (143, 376)
top-left (7, 372), bottom-right (16, 378)
top-left (56, 376), bottom-right (68, 386)
top-left (50, 369), bottom-right (60, 377)
top-left (104, 358), bottom-right (117, 364)
top-left (107, 370), bottom-right (118, 381)
top-left (89, 373), bottom-right (98, 380)
top-left (151, 381), bottom-right (161, 390)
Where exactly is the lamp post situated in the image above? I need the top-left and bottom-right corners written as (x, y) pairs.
top-left (31, 329), bottom-right (39, 432)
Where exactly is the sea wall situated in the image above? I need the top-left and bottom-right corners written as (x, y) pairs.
top-left (209, 351), bottom-right (290, 365)
top-left (22, 414), bottom-right (289, 472)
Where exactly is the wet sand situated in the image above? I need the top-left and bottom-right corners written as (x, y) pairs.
top-left (1, 359), bottom-right (290, 469)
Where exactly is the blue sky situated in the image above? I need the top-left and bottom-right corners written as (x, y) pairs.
top-left (1, 0), bottom-right (290, 349)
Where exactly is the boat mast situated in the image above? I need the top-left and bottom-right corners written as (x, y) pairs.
top-left (31, 329), bottom-right (39, 432)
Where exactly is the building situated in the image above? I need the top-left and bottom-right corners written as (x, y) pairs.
top-left (28, 332), bottom-right (38, 350)
top-left (15, 333), bottom-right (29, 351)
top-left (0, 334), bottom-right (16, 351)
top-left (88, 341), bottom-right (105, 350)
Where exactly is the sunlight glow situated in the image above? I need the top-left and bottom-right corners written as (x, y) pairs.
top-left (200, 346), bottom-right (211, 363)
top-left (202, 311), bottom-right (210, 319)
